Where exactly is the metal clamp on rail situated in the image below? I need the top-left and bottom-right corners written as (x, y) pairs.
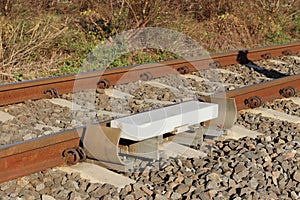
top-left (140, 72), bottom-right (153, 81)
top-left (279, 86), bottom-right (296, 98)
top-left (209, 61), bottom-right (221, 68)
top-left (177, 66), bottom-right (190, 74)
top-left (282, 50), bottom-right (292, 56)
top-left (63, 146), bottom-right (86, 165)
top-left (244, 96), bottom-right (262, 108)
top-left (44, 88), bottom-right (59, 98)
top-left (97, 79), bottom-right (110, 89)
top-left (261, 53), bottom-right (272, 59)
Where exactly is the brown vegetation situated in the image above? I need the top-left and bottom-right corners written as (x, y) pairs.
top-left (0, 0), bottom-right (299, 82)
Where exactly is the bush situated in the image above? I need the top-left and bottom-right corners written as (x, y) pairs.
top-left (0, 0), bottom-right (299, 82)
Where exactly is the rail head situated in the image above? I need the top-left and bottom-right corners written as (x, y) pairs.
top-left (0, 42), bottom-right (300, 183)
top-left (0, 42), bottom-right (299, 106)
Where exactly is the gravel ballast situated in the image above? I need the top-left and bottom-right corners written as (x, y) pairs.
top-left (0, 55), bottom-right (299, 199)
top-left (0, 96), bottom-right (299, 199)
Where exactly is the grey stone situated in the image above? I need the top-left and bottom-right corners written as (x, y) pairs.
top-left (35, 183), bottom-right (45, 192)
top-left (124, 194), bottom-right (135, 200)
top-left (141, 185), bottom-right (153, 196)
top-left (95, 187), bottom-right (110, 197)
top-left (229, 179), bottom-right (237, 188)
top-left (236, 170), bottom-right (249, 180)
top-left (240, 187), bottom-right (252, 195)
top-left (265, 136), bottom-right (272, 142)
top-left (22, 195), bottom-right (36, 200)
top-left (120, 185), bottom-right (132, 196)
top-left (42, 195), bottom-right (56, 200)
top-left (228, 187), bottom-right (236, 196)
top-left (197, 192), bottom-right (210, 200)
top-left (16, 178), bottom-right (30, 187)
top-left (150, 176), bottom-right (162, 184)
top-left (184, 177), bottom-right (193, 186)
top-left (132, 188), bottom-right (145, 199)
top-left (69, 191), bottom-right (83, 200)
top-left (233, 197), bottom-right (242, 200)
top-left (154, 194), bottom-right (168, 200)
top-left (234, 163), bottom-right (246, 174)
top-left (54, 190), bottom-right (69, 199)
top-left (72, 181), bottom-right (80, 191)
top-left (208, 189), bottom-right (218, 198)
top-left (293, 171), bottom-right (300, 183)
top-left (175, 184), bottom-right (190, 194)
top-left (223, 146), bottom-right (231, 152)
top-left (244, 151), bottom-right (259, 159)
top-left (79, 180), bottom-right (89, 191)
top-left (170, 192), bottom-right (182, 200)
top-left (249, 178), bottom-right (259, 189)
top-left (207, 180), bottom-right (218, 189)
top-left (291, 191), bottom-right (299, 200)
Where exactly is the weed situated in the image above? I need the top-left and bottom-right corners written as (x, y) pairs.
top-left (0, 0), bottom-right (299, 82)
top-left (107, 49), bottom-right (179, 69)
top-left (61, 61), bottom-right (80, 74)
top-left (13, 72), bottom-right (23, 81)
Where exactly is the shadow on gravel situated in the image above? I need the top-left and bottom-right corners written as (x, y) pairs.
top-left (237, 50), bottom-right (287, 79)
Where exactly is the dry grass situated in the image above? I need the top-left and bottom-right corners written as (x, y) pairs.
top-left (0, 0), bottom-right (299, 82)
top-left (0, 17), bottom-right (67, 78)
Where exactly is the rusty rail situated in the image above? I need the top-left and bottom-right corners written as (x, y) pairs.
top-left (226, 74), bottom-right (300, 110)
top-left (0, 129), bottom-right (81, 183)
top-left (1, 74), bottom-right (299, 184)
top-left (0, 42), bottom-right (299, 106)
top-left (0, 42), bottom-right (300, 184)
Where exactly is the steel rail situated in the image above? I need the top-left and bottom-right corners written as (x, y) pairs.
top-left (226, 74), bottom-right (300, 110)
top-left (0, 73), bottom-right (299, 184)
top-left (0, 42), bottom-right (299, 106)
top-left (0, 129), bottom-right (81, 183)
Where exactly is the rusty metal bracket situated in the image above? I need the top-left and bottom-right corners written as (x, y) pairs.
top-left (44, 88), bottom-right (59, 98)
top-left (63, 148), bottom-right (80, 165)
top-left (209, 61), bottom-right (221, 68)
top-left (261, 53), bottom-right (272, 59)
top-left (244, 96), bottom-right (262, 108)
top-left (177, 66), bottom-right (190, 74)
top-left (75, 146), bottom-right (87, 162)
top-left (98, 79), bottom-right (110, 89)
top-left (279, 86), bottom-right (296, 98)
top-left (140, 72), bottom-right (153, 81)
top-left (282, 50), bottom-right (292, 56)
top-left (62, 146), bottom-right (86, 165)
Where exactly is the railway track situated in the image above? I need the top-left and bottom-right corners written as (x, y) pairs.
top-left (0, 42), bottom-right (299, 199)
